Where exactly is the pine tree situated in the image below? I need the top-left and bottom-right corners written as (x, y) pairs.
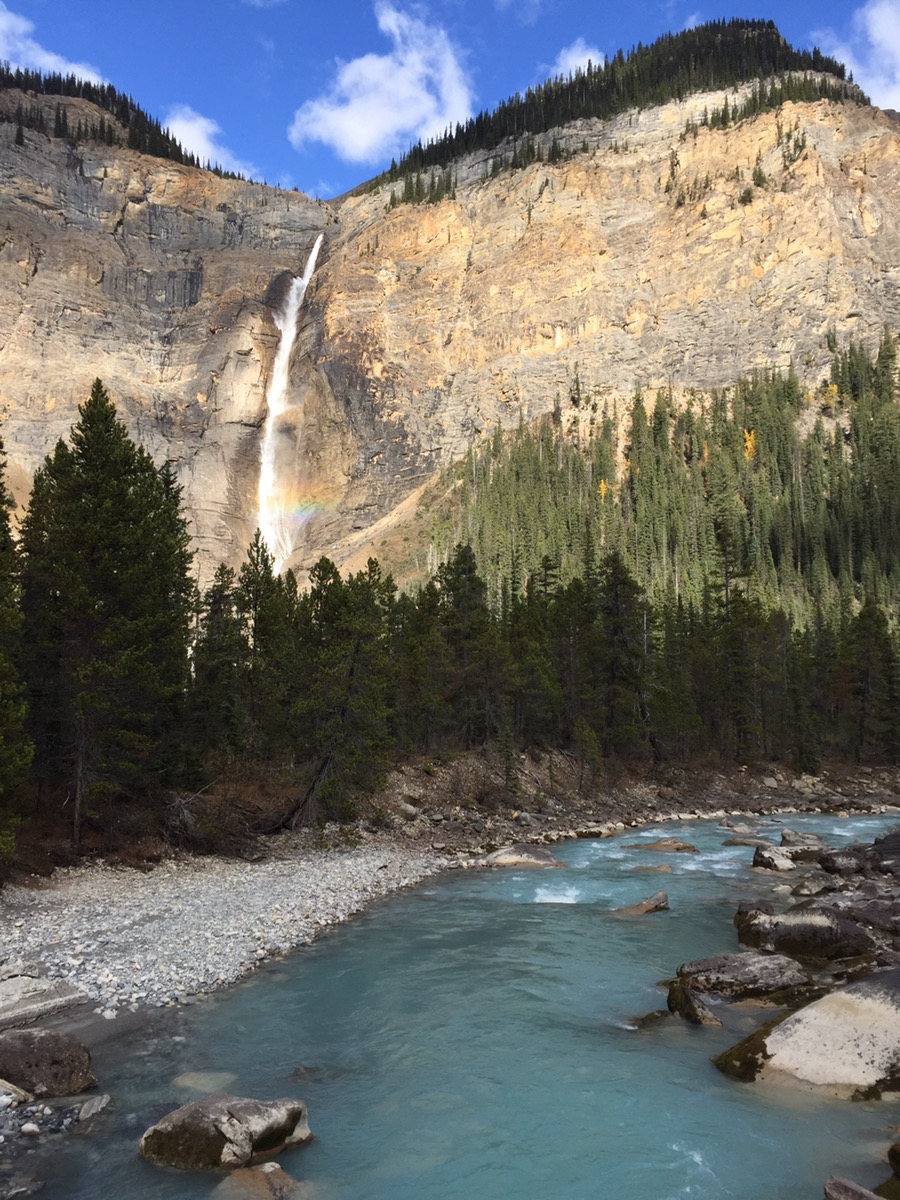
top-left (20, 380), bottom-right (193, 846)
top-left (0, 441), bottom-right (31, 860)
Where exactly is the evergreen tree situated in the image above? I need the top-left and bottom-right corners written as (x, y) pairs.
top-left (20, 381), bottom-right (193, 845)
top-left (0, 442), bottom-right (32, 860)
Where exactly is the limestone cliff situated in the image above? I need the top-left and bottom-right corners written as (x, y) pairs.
top-left (0, 83), bottom-right (898, 581)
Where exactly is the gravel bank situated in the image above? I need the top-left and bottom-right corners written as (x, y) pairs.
top-left (0, 838), bottom-right (443, 1018)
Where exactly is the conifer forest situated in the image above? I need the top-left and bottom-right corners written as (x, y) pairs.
top-left (1, 335), bottom-right (899, 862)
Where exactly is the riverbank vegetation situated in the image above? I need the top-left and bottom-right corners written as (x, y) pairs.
top-left (0, 336), bottom-right (898, 871)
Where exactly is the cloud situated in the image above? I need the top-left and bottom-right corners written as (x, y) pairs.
top-left (0, 2), bottom-right (103, 81)
top-left (242, 0), bottom-right (288, 6)
top-left (549, 38), bottom-right (604, 80)
top-left (494, 0), bottom-right (546, 24)
top-left (816, 0), bottom-right (900, 109)
top-left (684, 11), bottom-right (703, 30)
top-left (288, 1), bottom-right (473, 165)
top-left (164, 105), bottom-right (259, 178)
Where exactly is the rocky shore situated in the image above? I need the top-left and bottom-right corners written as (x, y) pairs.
top-left (2, 755), bottom-right (899, 1024)
top-left (2, 755), bottom-right (900, 1198)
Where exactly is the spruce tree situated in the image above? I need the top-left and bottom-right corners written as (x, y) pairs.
top-left (0, 441), bottom-right (32, 860)
top-left (20, 380), bottom-right (193, 845)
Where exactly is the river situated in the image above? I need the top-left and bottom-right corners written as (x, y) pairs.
top-left (31, 811), bottom-right (900, 1199)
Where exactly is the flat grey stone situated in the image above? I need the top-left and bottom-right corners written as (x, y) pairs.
top-left (0, 976), bottom-right (84, 1031)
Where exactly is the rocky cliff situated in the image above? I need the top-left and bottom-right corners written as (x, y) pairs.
top-left (0, 83), bottom-right (898, 581)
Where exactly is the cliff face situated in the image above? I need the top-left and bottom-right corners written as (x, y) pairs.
top-left (0, 86), bottom-right (898, 581)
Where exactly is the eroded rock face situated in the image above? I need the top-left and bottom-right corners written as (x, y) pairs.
top-left (2, 87), bottom-right (899, 580)
top-left (0, 1029), bottom-right (95, 1098)
top-left (139, 1094), bottom-right (313, 1170)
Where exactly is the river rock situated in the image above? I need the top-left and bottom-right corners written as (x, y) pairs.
top-left (735, 905), bottom-right (876, 960)
top-left (674, 952), bottom-right (810, 1000)
top-left (714, 967), bottom-right (900, 1097)
top-left (211, 1162), bottom-right (308, 1199)
top-left (613, 891), bottom-right (669, 916)
top-left (823, 1179), bottom-right (882, 1199)
top-left (752, 845), bottom-right (797, 871)
top-left (625, 839), bottom-right (699, 854)
top-left (666, 981), bottom-right (722, 1026)
top-left (140, 1095), bottom-right (313, 1170)
top-left (0, 1029), bottom-right (95, 1098)
top-left (482, 845), bottom-right (561, 868)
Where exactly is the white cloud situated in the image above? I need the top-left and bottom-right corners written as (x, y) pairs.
top-left (0, 2), bottom-right (103, 81)
top-left (242, 0), bottom-right (288, 6)
top-left (684, 11), bottom-right (703, 30)
top-left (288, 1), bottom-right (473, 165)
top-left (816, 0), bottom-right (900, 110)
top-left (549, 38), bottom-right (604, 80)
top-left (164, 105), bottom-right (259, 179)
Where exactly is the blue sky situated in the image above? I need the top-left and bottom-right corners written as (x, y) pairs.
top-left (1, 0), bottom-right (898, 197)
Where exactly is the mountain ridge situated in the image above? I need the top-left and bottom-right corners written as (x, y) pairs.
top-left (0, 30), bottom-right (896, 582)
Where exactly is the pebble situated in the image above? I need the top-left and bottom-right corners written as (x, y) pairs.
top-left (0, 839), bottom-right (443, 1018)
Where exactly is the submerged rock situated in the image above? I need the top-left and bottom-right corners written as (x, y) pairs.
top-left (715, 968), bottom-right (900, 1098)
top-left (0, 1029), bottom-right (95, 1098)
top-left (140, 1094), bottom-right (313, 1170)
top-left (823, 1178), bottom-right (882, 1199)
top-left (211, 1162), bottom-right (308, 1199)
top-left (666, 981), bottom-right (722, 1027)
top-left (625, 838), bottom-right (699, 854)
top-left (613, 891), bottom-right (669, 916)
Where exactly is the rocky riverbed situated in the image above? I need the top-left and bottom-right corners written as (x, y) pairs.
top-left (0, 839), bottom-right (443, 1020)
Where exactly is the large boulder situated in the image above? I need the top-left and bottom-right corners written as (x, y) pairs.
top-left (735, 905), bottom-right (876, 960)
top-left (673, 952), bottom-right (810, 1000)
top-left (482, 845), bottom-right (560, 868)
top-left (0, 1029), bottom-right (95, 1098)
top-left (715, 968), bottom-right (900, 1098)
top-left (140, 1095), bottom-right (313, 1170)
top-left (752, 845), bottom-right (797, 871)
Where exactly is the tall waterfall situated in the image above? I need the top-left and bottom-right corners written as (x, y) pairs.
top-left (257, 232), bottom-right (324, 573)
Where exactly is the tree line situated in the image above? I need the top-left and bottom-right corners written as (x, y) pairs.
top-left (0, 342), bottom-right (898, 862)
top-left (0, 62), bottom-right (245, 178)
top-left (378, 18), bottom-right (861, 202)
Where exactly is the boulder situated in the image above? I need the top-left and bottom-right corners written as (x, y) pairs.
top-left (823, 1179), bottom-right (882, 1199)
top-left (482, 844), bottom-right (561, 868)
top-left (735, 906), bottom-right (876, 960)
top-left (674, 952), bottom-right (810, 1000)
top-left (715, 967), bottom-right (900, 1098)
top-left (624, 838), bottom-right (699, 853)
top-left (666, 981), bottom-right (722, 1027)
top-left (779, 830), bottom-right (828, 863)
top-left (613, 891), bottom-right (669, 916)
top-left (0, 1029), bottom-right (95, 1098)
top-left (140, 1095), bottom-right (313, 1170)
top-left (211, 1163), bottom-right (308, 1199)
top-left (752, 845), bottom-right (797, 871)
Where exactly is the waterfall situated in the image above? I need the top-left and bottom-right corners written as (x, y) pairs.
top-left (257, 232), bottom-right (324, 573)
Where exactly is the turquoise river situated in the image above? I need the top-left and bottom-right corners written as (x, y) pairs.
top-left (31, 812), bottom-right (900, 1199)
